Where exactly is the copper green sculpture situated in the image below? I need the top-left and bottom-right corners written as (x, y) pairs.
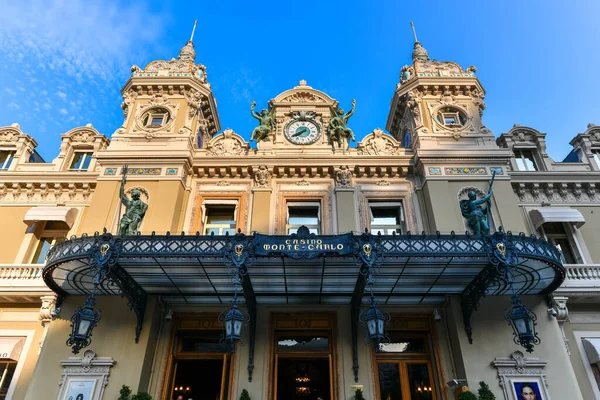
top-left (250, 101), bottom-right (276, 142)
top-left (329, 99), bottom-right (356, 148)
top-left (460, 172), bottom-right (495, 235)
top-left (118, 166), bottom-right (148, 235)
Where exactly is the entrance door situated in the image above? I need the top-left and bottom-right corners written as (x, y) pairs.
top-left (374, 330), bottom-right (438, 400)
top-left (276, 358), bottom-right (331, 400)
top-left (271, 313), bottom-right (337, 400)
top-left (167, 317), bottom-right (233, 400)
top-left (376, 361), bottom-right (435, 400)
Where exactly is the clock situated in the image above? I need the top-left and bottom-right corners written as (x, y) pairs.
top-left (284, 120), bottom-right (321, 145)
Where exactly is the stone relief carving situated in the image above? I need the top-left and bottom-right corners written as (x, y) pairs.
top-left (58, 349), bottom-right (116, 400)
top-left (206, 128), bottom-right (249, 156)
top-left (0, 182), bottom-right (95, 203)
top-left (416, 60), bottom-right (465, 76)
top-left (254, 166), bottom-right (271, 187)
top-left (121, 90), bottom-right (137, 118)
top-left (0, 127), bottom-right (21, 143)
top-left (335, 166), bottom-right (352, 187)
top-left (279, 91), bottom-right (326, 103)
top-left (357, 128), bottom-right (400, 155)
top-left (296, 179), bottom-right (310, 186)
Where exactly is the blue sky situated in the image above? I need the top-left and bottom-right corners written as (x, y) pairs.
top-left (1, 0), bottom-right (598, 161)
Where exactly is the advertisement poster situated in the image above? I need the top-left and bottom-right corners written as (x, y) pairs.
top-left (64, 380), bottom-right (96, 400)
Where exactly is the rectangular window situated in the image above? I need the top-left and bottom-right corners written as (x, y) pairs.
top-left (514, 149), bottom-right (538, 171)
top-left (369, 202), bottom-right (405, 234)
top-left (543, 222), bottom-right (579, 264)
top-left (441, 112), bottom-right (460, 126)
top-left (69, 152), bottom-right (93, 171)
top-left (286, 202), bottom-right (320, 234)
top-left (31, 236), bottom-right (65, 264)
top-left (0, 151), bottom-right (15, 170)
top-left (203, 205), bottom-right (236, 235)
top-left (592, 150), bottom-right (600, 169)
top-left (0, 360), bottom-right (17, 399)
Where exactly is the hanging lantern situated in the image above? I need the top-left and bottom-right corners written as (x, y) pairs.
top-left (223, 303), bottom-right (245, 343)
top-left (66, 296), bottom-right (101, 354)
top-left (360, 300), bottom-right (389, 351)
top-left (504, 295), bottom-right (540, 353)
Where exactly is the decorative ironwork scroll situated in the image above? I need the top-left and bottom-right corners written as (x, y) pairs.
top-left (223, 230), bottom-right (257, 382)
top-left (350, 230), bottom-right (384, 382)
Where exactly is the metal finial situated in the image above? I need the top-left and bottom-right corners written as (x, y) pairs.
top-left (190, 19), bottom-right (198, 42)
top-left (410, 21), bottom-right (418, 43)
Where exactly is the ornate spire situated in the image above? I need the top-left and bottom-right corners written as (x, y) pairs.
top-left (410, 22), bottom-right (429, 62)
top-left (178, 20), bottom-right (197, 61)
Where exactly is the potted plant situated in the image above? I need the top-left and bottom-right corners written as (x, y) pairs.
top-left (119, 386), bottom-right (132, 400)
top-left (354, 388), bottom-right (365, 399)
top-left (240, 389), bottom-right (251, 400)
top-left (457, 390), bottom-right (477, 400)
top-left (478, 381), bottom-right (496, 400)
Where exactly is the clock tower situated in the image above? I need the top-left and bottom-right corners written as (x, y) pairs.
top-left (254, 80), bottom-right (355, 154)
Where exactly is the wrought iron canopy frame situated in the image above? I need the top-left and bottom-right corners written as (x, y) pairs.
top-left (43, 228), bottom-right (564, 381)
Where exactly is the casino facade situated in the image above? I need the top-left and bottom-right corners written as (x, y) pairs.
top-left (1, 33), bottom-right (600, 400)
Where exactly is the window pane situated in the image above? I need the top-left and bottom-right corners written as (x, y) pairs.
top-left (444, 116), bottom-right (457, 125)
top-left (277, 335), bottom-right (329, 352)
top-left (378, 336), bottom-right (426, 353)
top-left (81, 153), bottom-right (92, 170)
top-left (151, 116), bottom-right (164, 126)
top-left (377, 363), bottom-right (402, 400)
top-left (33, 238), bottom-right (53, 264)
top-left (179, 332), bottom-right (231, 353)
top-left (206, 207), bottom-right (235, 225)
top-left (0, 152), bottom-right (14, 169)
top-left (593, 152), bottom-right (600, 169)
top-left (288, 207), bottom-right (319, 225)
top-left (372, 207), bottom-right (401, 226)
top-left (544, 223), bottom-right (566, 235)
top-left (515, 157), bottom-right (527, 171)
top-left (70, 152), bottom-right (84, 169)
top-left (554, 238), bottom-right (576, 264)
top-left (407, 363), bottom-right (434, 400)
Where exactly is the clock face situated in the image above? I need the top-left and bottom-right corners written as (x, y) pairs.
top-left (285, 120), bottom-right (321, 145)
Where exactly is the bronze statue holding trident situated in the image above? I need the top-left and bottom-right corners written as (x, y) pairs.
top-left (250, 101), bottom-right (276, 142)
top-left (118, 165), bottom-right (148, 235)
top-left (329, 99), bottom-right (356, 148)
top-left (460, 170), bottom-right (496, 235)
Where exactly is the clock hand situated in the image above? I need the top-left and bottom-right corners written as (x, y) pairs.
top-left (292, 127), bottom-right (310, 137)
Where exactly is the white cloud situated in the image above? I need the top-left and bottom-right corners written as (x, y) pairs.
top-left (57, 91), bottom-right (67, 99)
top-left (7, 102), bottom-right (20, 110)
top-left (59, 108), bottom-right (68, 115)
top-left (0, 1), bottom-right (164, 86)
top-left (4, 88), bottom-right (16, 95)
top-left (43, 103), bottom-right (52, 110)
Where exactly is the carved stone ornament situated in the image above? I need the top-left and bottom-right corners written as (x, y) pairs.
top-left (132, 96), bottom-right (179, 138)
top-left (121, 90), bottom-right (137, 117)
top-left (279, 91), bottom-right (326, 103)
top-left (335, 166), bottom-right (353, 187)
top-left (206, 128), bottom-right (249, 156)
top-left (492, 351), bottom-right (551, 400)
top-left (357, 128), bottom-right (400, 155)
top-left (0, 128), bottom-right (21, 143)
top-left (58, 349), bottom-right (116, 400)
top-left (254, 166), bottom-right (271, 187)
